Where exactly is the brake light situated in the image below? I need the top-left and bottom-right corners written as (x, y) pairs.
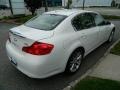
top-left (8, 33), bottom-right (11, 42)
top-left (22, 42), bottom-right (54, 55)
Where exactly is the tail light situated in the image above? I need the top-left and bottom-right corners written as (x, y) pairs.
top-left (8, 32), bottom-right (11, 42)
top-left (22, 42), bottom-right (54, 55)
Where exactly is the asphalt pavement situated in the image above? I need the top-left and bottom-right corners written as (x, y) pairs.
top-left (0, 21), bottom-right (120, 90)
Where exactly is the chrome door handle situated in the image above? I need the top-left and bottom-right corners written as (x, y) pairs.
top-left (81, 35), bottom-right (87, 39)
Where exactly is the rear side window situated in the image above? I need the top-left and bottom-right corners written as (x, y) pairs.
top-left (72, 15), bottom-right (83, 30)
top-left (25, 14), bottom-right (67, 30)
top-left (72, 13), bottom-right (95, 31)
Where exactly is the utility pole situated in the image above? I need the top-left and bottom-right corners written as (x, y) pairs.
top-left (67, 0), bottom-right (70, 9)
top-left (8, 0), bottom-right (13, 15)
top-left (82, 0), bottom-right (85, 10)
top-left (64, 0), bottom-right (65, 7)
top-left (67, 0), bottom-right (72, 9)
top-left (44, 0), bottom-right (48, 12)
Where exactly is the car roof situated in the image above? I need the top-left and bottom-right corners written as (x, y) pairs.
top-left (44, 9), bottom-right (96, 16)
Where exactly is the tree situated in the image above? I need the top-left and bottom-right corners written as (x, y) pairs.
top-left (82, 0), bottom-right (85, 10)
top-left (66, 0), bottom-right (72, 9)
top-left (8, 0), bottom-right (13, 15)
top-left (111, 0), bottom-right (116, 7)
top-left (24, 0), bottom-right (42, 15)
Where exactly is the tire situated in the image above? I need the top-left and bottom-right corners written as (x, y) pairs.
top-left (107, 30), bottom-right (115, 43)
top-left (65, 49), bottom-right (83, 74)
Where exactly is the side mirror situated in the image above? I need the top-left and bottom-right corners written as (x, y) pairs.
top-left (98, 21), bottom-right (111, 26)
top-left (105, 21), bottom-right (111, 25)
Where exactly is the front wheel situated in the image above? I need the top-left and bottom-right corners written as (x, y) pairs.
top-left (107, 30), bottom-right (115, 43)
top-left (65, 50), bottom-right (83, 74)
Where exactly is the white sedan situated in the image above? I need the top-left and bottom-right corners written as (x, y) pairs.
top-left (6, 9), bottom-right (115, 78)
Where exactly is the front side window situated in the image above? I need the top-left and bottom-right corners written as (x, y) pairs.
top-left (81, 13), bottom-right (95, 29)
top-left (93, 14), bottom-right (105, 26)
top-left (25, 14), bottom-right (67, 30)
top-left (72, 13), bottom-right (95, 31)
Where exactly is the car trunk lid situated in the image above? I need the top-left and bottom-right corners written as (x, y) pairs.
top-left (9, 25), bottom-right (54, 51)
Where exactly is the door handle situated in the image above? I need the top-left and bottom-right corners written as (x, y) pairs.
top-left (81, 33), bottom-right (87, 39)
top-left (81, 35), bottom-right (86, 39)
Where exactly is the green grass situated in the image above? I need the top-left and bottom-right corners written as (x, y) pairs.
top-left (14, 15), bottom-right (34, 23)
top-left (0, 14), bottom-right (35, 23)
top-left (72, 77), bottom-right (120, 90)
top-left (1, 14), bottom-right (26, 20)
top-left (110, 41), bottom-right (120, 56)
top-left (102, 15), bottom-right (120, 20)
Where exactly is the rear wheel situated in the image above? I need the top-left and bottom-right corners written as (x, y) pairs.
top-left (65, 49), bottom-right (83, 74)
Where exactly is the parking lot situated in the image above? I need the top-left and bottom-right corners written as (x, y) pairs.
top-left (0, 20), bottom-right (120, 90)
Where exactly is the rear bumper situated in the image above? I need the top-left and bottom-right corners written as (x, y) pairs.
top-left (6, 41), bottom-right (63, 78)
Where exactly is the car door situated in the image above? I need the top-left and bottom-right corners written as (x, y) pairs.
top-left (93, 13), bottom-right (111, 44)
top-left (72, 13), bottom-right (99, 54)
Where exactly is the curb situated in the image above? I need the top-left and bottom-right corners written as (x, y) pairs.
top-left (63, 38), bottom-right (120, 90)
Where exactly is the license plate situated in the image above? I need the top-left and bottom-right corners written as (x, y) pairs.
top-left (10, 58), bottom-right (17, 66)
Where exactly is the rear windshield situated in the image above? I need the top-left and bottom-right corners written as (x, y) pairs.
top-left (25, 14), bottom-right (67, 30)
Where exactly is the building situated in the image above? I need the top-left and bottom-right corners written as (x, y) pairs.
top-left (45, 0), bottom-right (62, 7)
top-left (0, 0), bottom-right (9, 5)
top-left (114, 0), bottom-right (120, 8)
top-left (62, 0), bottom-right (114, 7)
